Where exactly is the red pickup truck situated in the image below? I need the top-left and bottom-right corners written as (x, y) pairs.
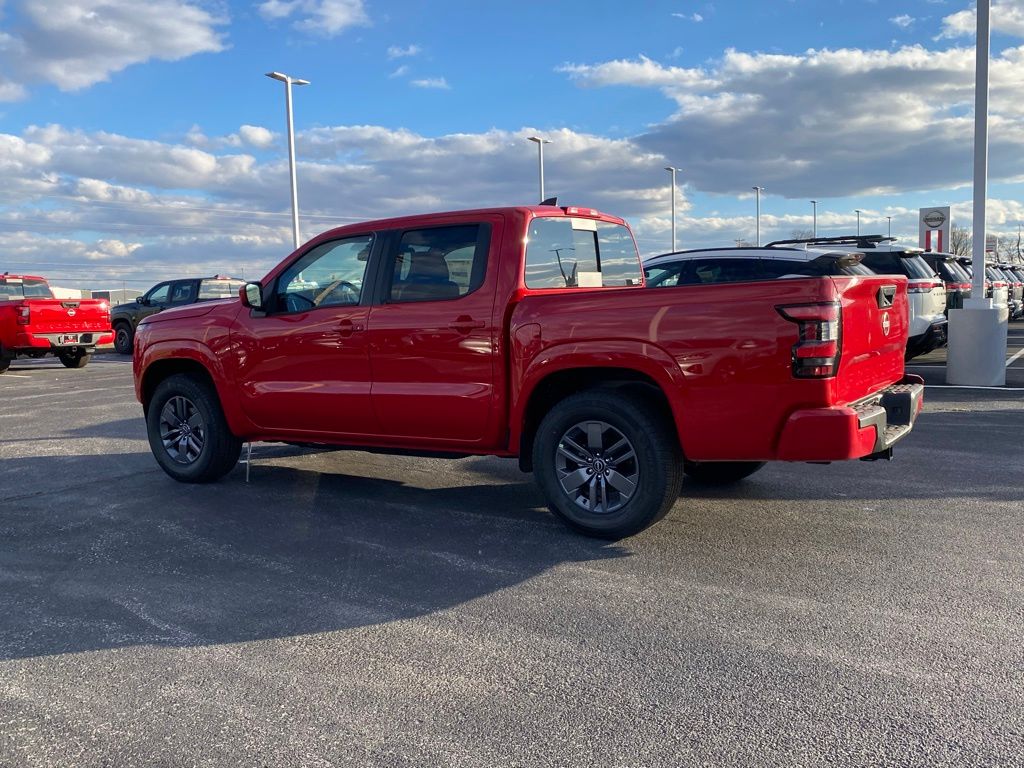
top-left (134, 205), bottom-right (923, 538)
top-left (0, 274), bottom-right (113, 373)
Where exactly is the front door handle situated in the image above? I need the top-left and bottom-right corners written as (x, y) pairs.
top-left (449, 315), bottom-right (485, 334)
top-left (337, 318), bottom-right (365, 337)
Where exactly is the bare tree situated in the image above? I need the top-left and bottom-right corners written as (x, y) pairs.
top-left (790, 229), bottom-right (814, 240)
top-left (948, 224), bottom-right (972, 256)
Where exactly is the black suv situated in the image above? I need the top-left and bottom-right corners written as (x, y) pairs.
top-left (111, 276), bottom-right (244, 354)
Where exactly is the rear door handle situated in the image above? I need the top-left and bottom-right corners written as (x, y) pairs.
top-left (337, 318), bottom-right (365, 337)
top-left (449, 315), bottom-right (485, 334)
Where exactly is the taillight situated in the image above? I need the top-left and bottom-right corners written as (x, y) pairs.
top-left (908, 280), bottom-right (942, 293)
top-left (776, 302), bottom-right (841, 378)
top-left (16, 305), bottom-right (30, 325)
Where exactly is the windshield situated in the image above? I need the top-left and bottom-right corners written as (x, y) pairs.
top-left (0, 278), bottom-right (53, 300)
top-left (524, 217), bottom-right (642, 288)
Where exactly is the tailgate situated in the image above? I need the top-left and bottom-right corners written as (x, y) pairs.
top-left (26, 299), bottom-right (111, 333)
top-left (832, 275), bottom-right (909, 404)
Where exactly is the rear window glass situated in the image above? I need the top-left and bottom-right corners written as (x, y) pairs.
top-left (198, 279), bottom-right (245, 299)
top-left (525, 217), bottom-right (642, 288)
top-left (860, 252), bottom-right (936, 279)
top-left (840, 263), bottom-right (875, 276)
top-left (0, 278), bottom-right (53, 300)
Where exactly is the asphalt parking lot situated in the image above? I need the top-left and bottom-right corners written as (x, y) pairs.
top-left (1, 334), bottom-right (1022, 768)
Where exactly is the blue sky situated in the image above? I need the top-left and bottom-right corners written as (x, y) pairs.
top-left (1, 0), bottom-right (1023, 288)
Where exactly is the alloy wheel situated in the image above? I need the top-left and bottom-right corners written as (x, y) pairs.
top-left (159, 395), bottom-right (206, 465)
top-left (555, 420), bottom-right (639, 515)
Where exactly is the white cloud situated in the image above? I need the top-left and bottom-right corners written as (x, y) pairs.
top-left (940, 0), bottom-right (1024, 38)
top-left (238, 125), bottom-right (276, 149)
top-left (0, 0), bottom-right (225, 96)
top-left (410, 77), bottom-right (450, 90)
top-left (671, 12), bottom-right (703, 22)
top-left (890, 14), bottom-right (915, 28)
top-left (388, 64), bottom-right (410, 78)
top-left (257, 0), bottom-right (368, 36)
top-left (387, 44), bottom-right (421, 59)
top-left (561, 45), bottom-right (1024, 197)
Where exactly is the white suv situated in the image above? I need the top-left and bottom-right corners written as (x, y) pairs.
top-left (766, 236), bottom-right (947, 359)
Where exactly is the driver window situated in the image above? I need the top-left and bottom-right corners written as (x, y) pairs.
top-left (147, 284), bottom-right (171, 305)
top-left (275, 235), bottom-right (373, 313)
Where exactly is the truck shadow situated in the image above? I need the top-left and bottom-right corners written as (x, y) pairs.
top-left (0, 453), bottom-right (626, 662)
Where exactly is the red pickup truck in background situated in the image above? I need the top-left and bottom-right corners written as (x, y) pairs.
top-left (134, 205), bottom-right (923, 538)
top-left (0, 274), bottom-right (113, 373)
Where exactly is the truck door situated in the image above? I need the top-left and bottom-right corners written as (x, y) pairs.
top-left (231, 234), bottom-right (380, 437)
top-left (367, 219), bottom-right (501, 445)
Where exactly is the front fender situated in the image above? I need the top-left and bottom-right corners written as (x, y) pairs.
top-left (135, 338), bottom-right (254, 437)
top-left (509, 338), bottom-right (688, 455)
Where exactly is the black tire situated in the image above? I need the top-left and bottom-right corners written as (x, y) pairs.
top-left (683, 461), bottom-right (765, 485)
top-left (146, 373), bottom-right (242, 483)
top-left (114, 323), bottom-right (134, 355)
top-left (0, 358), bottom-right (10, 374)
top-left (58, 350), bottom-right (90, 368)
top-left (532, 390), bottom-right (683, 539)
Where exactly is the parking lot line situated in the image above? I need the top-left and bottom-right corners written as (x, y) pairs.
top-left (925, 384), bottom-right (1024, 391)
top-left (1006, 348), bottom-right (1024, 367)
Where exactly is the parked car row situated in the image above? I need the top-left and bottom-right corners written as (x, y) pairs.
top-left (645, 235), bottom-right (1023, 359)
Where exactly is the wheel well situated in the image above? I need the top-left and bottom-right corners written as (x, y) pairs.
top-left (518, 367), bottom-right (676, 472)
top-left (141, 359), bottom-right (216, 414)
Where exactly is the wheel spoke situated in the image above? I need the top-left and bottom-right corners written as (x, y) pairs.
top-left (558, 443), bottom-right (589, 465)
top-left (586, 422), bottom-right (604, 452)
top-left (561, 435), bottom-right (592, 462)
top-left (605, 437), bottom-right (632, 462)
top-left (558, 467), bottom-right (590, 493)
top-left (599, 475), bottom-right (609, 513)
top-left (588, 476), bottom-right (598, 510)
top-left (606, 469), bottom-right (637, 497)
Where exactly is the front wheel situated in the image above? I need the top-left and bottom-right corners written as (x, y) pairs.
top-left (683, 461), bottom-right (765, 485)
top-left (533, 390), bottom-right (683, 539)
top-left (0, 358), bottom-right (10, 374)
top-left (146, 373), bottom-right (242, 483)
top-left (113, 323), bottom-right (134, 355)
top-left (58, 350), bottom-right (91, 368)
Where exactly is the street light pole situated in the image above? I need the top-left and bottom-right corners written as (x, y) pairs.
top-left (752, 186), bottom-right (764, 246)
top-left (855, 209), bottom-right (862, 236)
top-left (527, 136), bottom-right (551, 202)
top-left (810, 200), bottom-right (817, 238)
top-left (886, 216), bottom-right (892, 238)
top-left (666, 166), bottom-right (680, 251)
top-left (266, 71), bottom-right (310, 250)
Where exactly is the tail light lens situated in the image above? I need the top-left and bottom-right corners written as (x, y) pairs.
top-left (16, 305), bottom-right (30, 325)
top-left (776, 302), bottom-right (841, 378)
top-left (908, 280), bottom-right (943, 293)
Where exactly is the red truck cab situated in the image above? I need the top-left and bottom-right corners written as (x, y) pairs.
top-left (134, 205), bottom-right (923, 538)
top-left (0, 274), bottom-right (114, 372)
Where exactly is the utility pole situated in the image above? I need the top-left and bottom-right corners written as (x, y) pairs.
top-left (752, 186), bottom-right (764, 246)
top-left (855, 209), bottom-right (862, 236)
top-left (266, 71), bottom-right (310, 249)
top-left (666, 167), bottom-right (680, 251)
top-left (528, 136), bottom-right (551, 202)
top-left (810, 200), bottom-right (817, 238)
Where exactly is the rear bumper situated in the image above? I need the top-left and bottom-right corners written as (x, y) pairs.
top-left (776, 375), bottom-right (925, 461)
top-left (6, 330), bottom-right (114, 353)
top-left (908, 320), bottom-right (948, 354)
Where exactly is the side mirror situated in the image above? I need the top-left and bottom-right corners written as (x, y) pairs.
top-left (240, 282), bottom-right (264, 310)
top-left (138, 296), bottom-right (149, 306)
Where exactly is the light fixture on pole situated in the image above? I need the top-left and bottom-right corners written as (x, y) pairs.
top-left (810, 200), bottom-right (818, 238)
top-left (527, 136), bottom-right (551, 203)
top-left (666, 166), bottom-right (681, 252)
top-left (854, 209), bottom-right (862, 236)
top-left (266, 71), bottom-right (310, 250)
top-left (752, 186), bottom-right (765, 246)
top-left (886, 216), bottom-right (892, 238)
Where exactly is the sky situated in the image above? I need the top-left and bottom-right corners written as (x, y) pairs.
top-left (2, 0), bottom-right (1024, 289)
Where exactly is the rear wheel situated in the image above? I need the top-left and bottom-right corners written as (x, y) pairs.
top-left (0, 358), bottom-right (10, 374)
top-left (114, 323), bottom-right (134, 355)
top-left (684, 461), bottom-right (765, 485)
top-left (146, 373), bottom-right (242, 483)
top-left (58, 350), bottom-right (90, 368)
top-left (533, 390), bottom-right (683, 539)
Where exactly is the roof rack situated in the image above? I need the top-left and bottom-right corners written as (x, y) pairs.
top-left (765, 234), bottom-right (894, 249)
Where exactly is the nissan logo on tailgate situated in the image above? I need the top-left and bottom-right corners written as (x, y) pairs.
top-left (67, 308), bottom-right (76, 317)
top-left (881, 312), bottom-right (891, 336)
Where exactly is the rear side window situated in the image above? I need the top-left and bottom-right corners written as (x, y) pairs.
top-left (525, 217), bottom-right (642, 288)
top-left (645, 264), bottom-right (684, 288)
top-left (199, 279), bottom-right (246, 299)
top-left (861, 252), bottom-right (935, 279)
top-left (759, 259), bottom-right (829, 279)
top-left (840, 263), bottom-right (875, 276)
top-left (0, 278), bottom-right (53, 299)
top-left (389, 224), bottom-right (489, 303)
top-left (684, 258), bottom-right (762, 285)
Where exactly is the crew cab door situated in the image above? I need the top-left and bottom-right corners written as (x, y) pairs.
top-left (366, 219), bottom-right (500, 444)
top-left (231, 234), bottom-right (380, 436)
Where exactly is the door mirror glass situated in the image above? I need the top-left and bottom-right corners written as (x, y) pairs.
top-left (242, 282), bottom-right (263, 309)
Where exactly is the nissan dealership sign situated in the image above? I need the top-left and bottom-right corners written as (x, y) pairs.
top-left (919, 206), bottom-right (951, 252)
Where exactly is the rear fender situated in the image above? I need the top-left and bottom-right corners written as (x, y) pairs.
top-left (510, 339), bottom-right (687, 456)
